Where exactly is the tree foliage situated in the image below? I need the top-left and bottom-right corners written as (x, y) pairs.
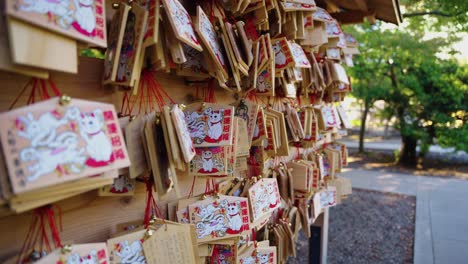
top-left (346, 21), bottom-right (468, 165)
top-left (400, 0), bottom-right (468, 32)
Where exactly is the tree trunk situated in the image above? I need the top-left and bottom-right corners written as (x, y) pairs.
top-left (358, 100), bottom-right (370, 153)
top-left (384, 119), bottom-right (389, 139)
top-left (399, 136), bottom-right (418, 167)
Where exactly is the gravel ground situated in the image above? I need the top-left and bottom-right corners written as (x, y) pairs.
top-left (288, 188), bottom-right (416, 264)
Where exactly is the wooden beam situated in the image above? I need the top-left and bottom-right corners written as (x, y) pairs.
top-left (353, 0), bottom-right (368, 12)
top-left (331, 10), bottom-right (375, 24)
top-left (327, 0), bottom-right (367, 12)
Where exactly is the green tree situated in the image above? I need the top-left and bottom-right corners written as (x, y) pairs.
top-left (400, 0), bottom-right (468, 32)
top-left (348, 24), bottom-right (467, 166)
top-left (345, 24), bottom-right (391, 153)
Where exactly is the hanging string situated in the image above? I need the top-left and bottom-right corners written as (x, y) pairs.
top-left (206, 79), bottom-right (216, 103)
top-left (143, 177), bottom-right (164, 228)
top-left (204, 179), bottom-right (211, 195)
top-left (187, 177), bottom-right (197, 198)
top-left (9, 79), bottom-right (33, 110)
top-left (47, 79), bottom-right (61, 97)
top-left (294, 143), bottom-right (301, 160)
top-left (147, 70), bottom-right (175, 110)
top-left (38, 213), bottom-right (51, 253)
top-left (26, 79), bottom-right (38, 105)
top-left (195, 79), bottom-right (217, 103)
top-left (211, 179), bottom-right (217, 193)
top-left (121, 70), bottom-right (175, 116)
top-left (46, 206), bottom-right (63, 249)
top-left (17, 206), bottom-right (63, 264)
top-left (17, 212), bottom-right (39, 264)
top-left (9, 78), bottom-right (62, 110)
top-left (120, 92), bottom-right (131, 116)
top-left (209, 0), bottom-right (216, 24)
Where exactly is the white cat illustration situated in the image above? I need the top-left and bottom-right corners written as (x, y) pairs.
top-left (65, 250), bottom-right (99, 264)
top-left (66, 252), bottom-right (81, 264)
top-left (257, 253), bottom-right (270, 264)
top-left (19, 0), bottom-right (73, 29)
top-left (204, 107), bottom-right (224, 142)
top-left (110, 176), bottom-right (134, 193)
top-left (257, 73), bottom-right (271, 93)
top-left (200, 16), bottom-right (225, 67)
top-left (326, 22), bottom-right (341, 36)
top-left (167, 0), bottom-right (199, 46)
top-left (72, 0), bottom-right (96, 36)
top-left (291, 44), bottom-right (310, 66)
top-left (226, 201), bottom-right (244, 234)
top-left (240, 256), bottom-right (256, 264)
top-left (16, 107), bottom-right (80, 147)
top-left (273, 42), bottom-right (287, 68)
top-left (202, 150), bottom-right (214, 172)
top-left (185, 111), bottom-right (206, 140)
top-left (20, 132), bottom-right (86, 182)
top-left (267, 183), bottom-right (279, 208)
top-left (195, 214), bottom-right (227, 238)
top-left (79, 109), bottom-right (114, 167)
top-left (116, 241), bottom-right (145, 264)
top-left (196, 204), bottom-right (217, 221)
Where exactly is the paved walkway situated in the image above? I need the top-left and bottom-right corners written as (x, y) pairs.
top-left (340, 139), bottom-right (468, 162)
top-left (340, 168), bottom-right (468, 264)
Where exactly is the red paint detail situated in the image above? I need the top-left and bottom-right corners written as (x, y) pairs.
top-left (71, 22), bottom-right (97, 37)
top-left (85, 154), bottom-right (115, 167)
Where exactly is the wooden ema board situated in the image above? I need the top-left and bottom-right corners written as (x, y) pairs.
top-left (0, 14), bottom-right (49, 79)
top-left (6, 0), bottom-right (107, 48)
top-left (0, 57), bottom-right (237, 261)
top-left (7, 18), bottom-right (78, 74)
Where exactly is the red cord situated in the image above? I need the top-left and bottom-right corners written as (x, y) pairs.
top-left (187, 177), bottom-right (197, 198)
top-left (48, 79), bottom-right (61, 97)
top-left (46, 206), bottom-right (62, 248)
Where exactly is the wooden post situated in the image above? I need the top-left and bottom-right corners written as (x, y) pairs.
top-left (309, 208), bottom-right (329, 264)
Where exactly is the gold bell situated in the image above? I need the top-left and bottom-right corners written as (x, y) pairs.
top-left (144, 229), bottom-right (153, 240)
top-left (59, 95), bottom-right (71, 106)
top-left (61, 245), bottom-right (72, 254)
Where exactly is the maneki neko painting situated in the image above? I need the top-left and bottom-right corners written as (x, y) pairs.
top-left (189, 195), bottom-right (250, 243)
top-left (6, 0), bottom-right (107, 47)
top-left (0, 97), bottom-right (130, 194)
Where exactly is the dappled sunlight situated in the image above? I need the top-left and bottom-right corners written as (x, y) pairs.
top-left (344, 149), bottom-right (468, 179)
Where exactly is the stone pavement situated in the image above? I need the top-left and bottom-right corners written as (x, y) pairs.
top-left (340, 168), bottom-right (468, 264)
top-left (340, 139), bottom-right (468, 162)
